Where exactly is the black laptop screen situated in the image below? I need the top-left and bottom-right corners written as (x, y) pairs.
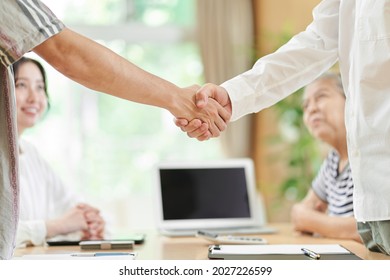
top-left (159, 168), bottom-right (251, 220)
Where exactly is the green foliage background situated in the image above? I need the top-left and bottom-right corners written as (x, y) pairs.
top-left (268, 31), bottom-right (322, 201)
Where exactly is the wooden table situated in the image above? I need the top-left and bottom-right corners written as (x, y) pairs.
top-left (13, 223), bottom-right (390, 260)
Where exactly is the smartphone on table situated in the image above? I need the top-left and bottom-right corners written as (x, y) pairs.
top-left (46, 233), bottom-right (146, 246)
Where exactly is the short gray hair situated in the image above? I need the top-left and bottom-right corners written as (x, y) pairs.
top-left (312, 72), bottom-right (345, 97)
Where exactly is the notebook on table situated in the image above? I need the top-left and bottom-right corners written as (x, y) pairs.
top-left (153, 158), bottom-right (276, 236)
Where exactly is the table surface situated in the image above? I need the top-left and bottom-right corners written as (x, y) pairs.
top-left (13, 223), bottom-right (390, 260)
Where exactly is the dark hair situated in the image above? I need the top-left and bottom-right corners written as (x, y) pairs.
top-left (12, 57), bottom-right (50, 109)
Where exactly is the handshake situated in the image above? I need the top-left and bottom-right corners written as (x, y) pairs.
top-left (172, 83), bottom-right (232, 141)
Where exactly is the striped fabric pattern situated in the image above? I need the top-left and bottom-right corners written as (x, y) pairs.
top-left (312, 150), bottom-right (354, 217)
top-left (0, 0), bottom-right (64, 259)
top-left (0, 0), bottom-right (64, 67)
top-left (17, 0), bottom-right (63, 38)
top-left (0, 66), bottom-right (19, 260)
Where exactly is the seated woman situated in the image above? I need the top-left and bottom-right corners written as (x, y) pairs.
top-left (14, 57), bottom-right (106, 247)
top-left (290, 72), bottom-right (361, 243)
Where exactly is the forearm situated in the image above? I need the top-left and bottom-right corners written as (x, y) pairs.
top-left (33, 28), bottom-right (229, 136)
top-left (33, 28), bottom-right (180, 113)
top-left (45, 219), bottom-right (66, 238)
top-left (299, 212), bottom-right (361, 242)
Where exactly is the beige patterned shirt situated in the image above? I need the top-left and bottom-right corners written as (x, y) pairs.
top-left (0, 0), bottom-right (64, 259)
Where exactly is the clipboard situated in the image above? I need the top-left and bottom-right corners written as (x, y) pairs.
top-left (208, 244), bottom-right (361, 260)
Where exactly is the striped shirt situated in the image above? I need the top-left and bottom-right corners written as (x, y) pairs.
top-left (312, 150), bottom-right (354, 217)
top-left (0, 0), bottom-right (64, 259)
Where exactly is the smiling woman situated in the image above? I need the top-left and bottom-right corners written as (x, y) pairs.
top-left (22, 0), bottom-right (224, 232)
top-left (14, 58), bottom-right (49, 135)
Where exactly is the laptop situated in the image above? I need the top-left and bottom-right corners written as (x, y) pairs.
top-left (153, 158), bottom-right (276, 236)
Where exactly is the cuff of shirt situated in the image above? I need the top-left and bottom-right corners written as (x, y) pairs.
top-left (221, 77), bottom-right (258, 122)
top-left (16, 220), bottom-right (47, 247)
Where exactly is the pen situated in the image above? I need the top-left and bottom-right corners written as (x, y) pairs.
top-left (71, 252), bottom-right (134, 257)
top-left (301, 248), bottom-right (321, 260)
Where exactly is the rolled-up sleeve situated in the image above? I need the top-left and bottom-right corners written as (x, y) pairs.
top-left (0, 0), bottom-right (65, 67)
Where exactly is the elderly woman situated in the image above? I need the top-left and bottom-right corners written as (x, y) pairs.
top-left (290, 73), bottom-right (361, 243)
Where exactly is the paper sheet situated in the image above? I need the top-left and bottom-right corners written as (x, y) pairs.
top-left (212, 244), bottom-right (350, 255)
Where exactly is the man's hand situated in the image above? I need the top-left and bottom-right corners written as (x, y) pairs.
top-left (175, 83), bottom-right (232, 141)
top-left (170, 84), bottom-right (231, 138)
top-left (195, 83), bottom-right (232, 111)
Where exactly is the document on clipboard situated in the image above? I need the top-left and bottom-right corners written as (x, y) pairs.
top-left (208, 244), bottom-right (361, 260)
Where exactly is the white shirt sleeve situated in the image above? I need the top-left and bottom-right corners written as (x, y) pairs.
top-left (222, 0), bottom-right (340, 121)
top-left (15, 221), bottom-right (47, 248)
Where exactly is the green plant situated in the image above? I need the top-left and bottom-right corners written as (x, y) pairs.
top-left (273, 90), bottom-right (322, 200)
top-left (267, 30), bottom-right (322, 201)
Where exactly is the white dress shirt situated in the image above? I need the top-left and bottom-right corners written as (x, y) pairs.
top-left (16, 140), bottom-right (82, 247)
top-left (222, 0), bottom-right (390, 222)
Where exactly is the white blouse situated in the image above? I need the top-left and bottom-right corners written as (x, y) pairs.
top-left (16, 140), bottom-right (83, 247)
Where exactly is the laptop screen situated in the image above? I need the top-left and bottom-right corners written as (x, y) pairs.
top-left (160, 167), bottom-right (251, 220)
top-left (154, 158), bottom-right (273, 236)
